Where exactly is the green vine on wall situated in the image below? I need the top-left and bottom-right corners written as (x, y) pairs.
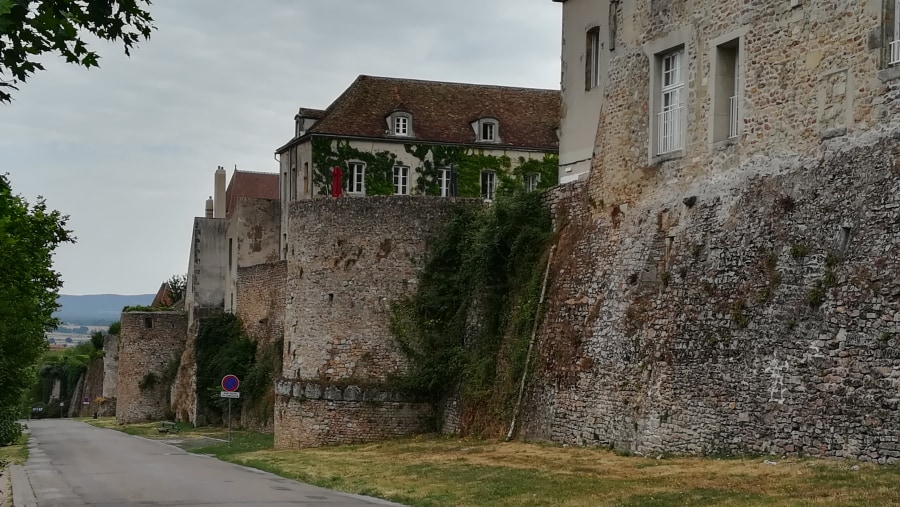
top-left (310, 136), bottom-right (558, 198)
top-left (195, 313), bottom-right (283, 424)
top-left (390, 189), bottom-right (554, 435)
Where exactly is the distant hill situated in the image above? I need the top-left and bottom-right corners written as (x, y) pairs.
top-left (54, 294), bottom-right (155, 326)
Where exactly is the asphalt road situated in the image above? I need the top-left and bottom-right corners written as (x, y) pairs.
top-left (16, 419), bottom-right (402, 507)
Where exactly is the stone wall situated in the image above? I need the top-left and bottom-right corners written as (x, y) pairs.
top-left (101, 334), bottom-right (118, 400)
top-left (236, 261), bottom-right (286, 343)
top-left (274, 381), bottom-right (431, 448)
top-left (69, 358), bottom-right (104, 418)
top-left (275, 196), bottom-right (466, 448)
top-left (225, 197), bottom-right (280, 313)
top-left (522, 132), bottom-right (900, 463)
top-left (170, 306), bottom-right (221, 425)
top-left (116, 311), bottom-right (187, 424)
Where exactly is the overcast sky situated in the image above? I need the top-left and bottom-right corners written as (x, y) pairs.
top-left (1, 0), bottom-right (562, 295)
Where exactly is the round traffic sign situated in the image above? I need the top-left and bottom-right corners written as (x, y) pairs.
top-left (222, 374), bottom-right (240, 392)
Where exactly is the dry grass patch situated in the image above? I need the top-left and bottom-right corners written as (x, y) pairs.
top-left (188, 434), bottom-right (900, 507)
top-left (81, 417), bottom-right (229, 440)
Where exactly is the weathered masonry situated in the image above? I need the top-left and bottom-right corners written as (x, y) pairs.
top-left (526, 0), bottom-right (900, 462)
top-left (116, 311), bottom-right (186, 424)
top-left (274, 197), bottom-right (467, 448)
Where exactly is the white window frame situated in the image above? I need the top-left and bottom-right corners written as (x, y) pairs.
top-left (438, 168), bottom-right (451, 197)
top-left (892, 0), bottom-right (900, 65)
top-left (347, 162), bottom-right (365, 195)
top-left (586, 27), bottom-right (601, 90)
top-left (393, 165), bottom-right (409, 195)
top-left (657, 49), bottom-right (685, 155)
top-left (481, 171), bottom-right (496, 201)
top-left (525, 173), bottom-right (540, 192)
top-left (481, 122), bottom-right (495, 142)
top-left (393, 116), bottom-right (409, 136)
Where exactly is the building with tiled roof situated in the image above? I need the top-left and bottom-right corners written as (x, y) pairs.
top-left (224, 170), bottom-right (280, 219)
top-left (275, 75), bottom-right (560, 203)
top-left (275, 75), bottom-right (561, 261)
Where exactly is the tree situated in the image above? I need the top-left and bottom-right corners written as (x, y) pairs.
top-left (166, 274), bottom-right (186, 304)
top-left (0, 0), bottom-right (155, 103)
top-left (0, 173), bottom-right (73, 445)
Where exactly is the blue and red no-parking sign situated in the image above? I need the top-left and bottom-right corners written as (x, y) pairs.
top-left (221, 374), bottom-right (240, 392)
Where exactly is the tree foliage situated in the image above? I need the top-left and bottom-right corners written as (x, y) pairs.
top-left (390, 189), bottom-right (553, 434)
top-left (0, 0), bottom-right (155, 102)
top-left (165, 274), bottom-right (186, 304)
top-left (0, 173), bottom-right (73, 444)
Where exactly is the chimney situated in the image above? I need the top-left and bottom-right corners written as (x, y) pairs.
top-left (213, 166), bottom-right (226, 218)
top-left (205, 196), bottom-right (214, 218)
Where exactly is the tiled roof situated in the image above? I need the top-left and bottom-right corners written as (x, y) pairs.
top-left (225, 170), bottom-right (280, 218)
top-left (279, 75), bottom-right (560, 152)
top-left (150, 283), bottom-right (172, 308)
top-left (297, 108), bottom-right (326, 119)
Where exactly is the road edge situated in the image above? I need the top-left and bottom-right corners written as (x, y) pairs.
top-left (10, 466), bottom-right (36, 507)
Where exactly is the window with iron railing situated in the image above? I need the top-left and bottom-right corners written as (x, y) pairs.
top-left (657, 50), bottom-right (685, 154)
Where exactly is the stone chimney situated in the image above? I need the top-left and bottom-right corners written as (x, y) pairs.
top-left (205, 196), bottom-right (214, 218)
top-left (213, 166), bottom-right (226, 219)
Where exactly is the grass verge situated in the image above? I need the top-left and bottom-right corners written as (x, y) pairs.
top-left (187, 434), bottom-right (900, 507)
top-left (81, 417), bottom-right (229, 440)
top-left (0, 434), bottom-right (29, 470)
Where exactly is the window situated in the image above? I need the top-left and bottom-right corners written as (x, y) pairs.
top-left (657, 49), bottom-right (685, 154)
top-left (290, 166), bottom-right (297, 201)
top-left (892, 0), bottom-right (900, 65)
top-left (229, 238), bottom-right (233, 268)
top-left (474, 118), bottom-right (499, 143)
top-left (481, 171), bottom-right (496, 201)
top-left (143, 317), bottom-right (153, 329)
top-left (394, 116), bottom-right (409, 136)
top-left (712, 40), bottom-right (739, 142)
top-left (393, 165), bottom-right (409, 195)
top-left (586, 27), bottom-right (601, 90)
top-left (481, 122), bottom-right (495, 142)
top-left (347, 162), bottom-right (366, 195)
top-left (438, 168), bottom-right (451, 197)
top-left (525, 173), bottom-right (540, 192)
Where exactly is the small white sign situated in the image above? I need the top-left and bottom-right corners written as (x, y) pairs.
top-left (220, 391), bottom-right (240, 399)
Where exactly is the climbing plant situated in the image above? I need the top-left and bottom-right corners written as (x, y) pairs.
top-left (195, 313), bottom-right (282, 424)
top-left (309, 136), bottom-right (559, 198)
top-left (390, 189), bottom-right (554, 434)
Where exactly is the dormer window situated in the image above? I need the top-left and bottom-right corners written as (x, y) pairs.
top-left (475, 118), bottom-right (500, 143)
top-left (388, 111), bottom-right (413, 137)
top-left (294, 115), bottom-right (302, 138)
top-left (394, 116), bottom-right (408, 135)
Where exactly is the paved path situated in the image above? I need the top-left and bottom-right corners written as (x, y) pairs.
top-left (14, 419), bottom-right (402, 507)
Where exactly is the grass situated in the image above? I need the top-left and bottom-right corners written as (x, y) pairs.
top-left (82, 420), bottom-right (900, 506)
top-left (81, 417), bottom-right (230, 439)
top-left (0, 434), bottom-right (29, 470)
top-left (187, 434), bottom-right (900, 507)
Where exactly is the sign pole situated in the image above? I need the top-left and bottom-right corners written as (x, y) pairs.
top-left (220, 374), bottom-right (240, 447)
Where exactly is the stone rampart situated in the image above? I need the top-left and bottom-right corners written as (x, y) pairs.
top-left (236, 261), bottom-right (286, 343)
top-left (523, 132), bottom-right (900, 463)
top-left (275, 196), bottom-right (468, 448)
top-left (274, 381), bottom-right (430, 448)
top-left (116, 311), bottom-right (187, 424)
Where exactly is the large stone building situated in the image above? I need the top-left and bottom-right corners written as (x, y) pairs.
top-left (274, 75), bottom-right (561, 259)
top-left (521, 0), bottom-right (900, 462)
